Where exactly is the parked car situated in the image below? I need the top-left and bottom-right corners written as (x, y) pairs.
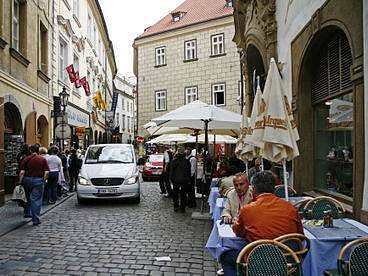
top-left (76, 144), bottom-right (141, 203)
top-left (142, 154), bottom-right (164, 181)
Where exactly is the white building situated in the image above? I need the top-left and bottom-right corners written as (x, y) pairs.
top-left (51, 0), bottom-right (117, 148)
top-left (113, 74), bottom-right (136, 143)
top-left (133, 0), bottom-right (241, 136)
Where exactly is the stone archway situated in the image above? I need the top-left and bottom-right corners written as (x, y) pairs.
top-left (24, 111), bottom-right (37, 145)
top-left (37, 115), bottom-right (49, 147)
top-left (233, 0), bottom-right (277, 114)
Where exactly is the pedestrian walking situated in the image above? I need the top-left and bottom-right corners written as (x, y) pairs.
top-left (18, 144), bottom-right (49, 226)
top-left (170, 147), bottom-right (191, 213)
top-left (163, 148), bottom-right (173, 197)
top-left (58, 150), bottom-right (69, 197)
top-left (186, 148), bottom-right (197, 207)
top-left (68, 149), bottom-right (82, 192)
top-left (39, 147), bottom-right (49, 203)
top-left (45, 146), bottom-right (64, 204)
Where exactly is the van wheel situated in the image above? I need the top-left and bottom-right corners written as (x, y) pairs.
top-left (132, 195), bottom-right (140, 204)
top-left (77, 196), bottom-right (87, 204)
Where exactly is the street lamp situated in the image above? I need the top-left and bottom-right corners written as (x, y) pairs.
top-left (59, 86), bottom-right (70, 110)
top-left (58, 87), bottom-right (69, 150)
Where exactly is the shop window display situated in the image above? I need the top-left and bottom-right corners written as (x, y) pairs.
top-left (314, 93), bottom-right (353, 197)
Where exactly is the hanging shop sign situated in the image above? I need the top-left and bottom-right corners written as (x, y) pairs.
top-left (66, 105), bottom-right (90, 127)
top-left (55, 123), bottom-right (71, 139)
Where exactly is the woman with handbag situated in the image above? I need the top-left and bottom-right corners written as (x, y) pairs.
top-left (18, 144), bottom-right (49, 226)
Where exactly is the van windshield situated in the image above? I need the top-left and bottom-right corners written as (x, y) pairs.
top-left (85, 145), bottom-right (134, 164)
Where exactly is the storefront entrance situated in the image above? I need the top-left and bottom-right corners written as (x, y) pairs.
top-left (4, 102), bottom-right (24, 194)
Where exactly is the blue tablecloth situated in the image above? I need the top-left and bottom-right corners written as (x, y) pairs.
top-left (211, 178), bottom-right (218, 188)
top-left (205, 218), bottom-right (368, 275)
top-left (212, 198), bottom-right (225, 222)
top-left (206, 220), bottom-right (246, 260)
top-left (208, 187), bottom-right (219, 213)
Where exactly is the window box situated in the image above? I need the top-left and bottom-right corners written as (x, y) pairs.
top-left (154, 64), bottom-right (167, 68)
top-left (9, 47), bottom-right (30, 67)
top-left (183, 58), bottom-right (198, 63)
top-left (37, 69), bottom-right (50, 83)
top-left (209, 53), bottom-right (227, 58)
top-left (0, 37), bottom-right (7, 49)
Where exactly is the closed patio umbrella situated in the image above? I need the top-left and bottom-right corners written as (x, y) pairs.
top-left (252, 58), bottom-right (300, 200)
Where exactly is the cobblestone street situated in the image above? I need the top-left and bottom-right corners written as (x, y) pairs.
top-left (0, 182), bottom-right (217, 275)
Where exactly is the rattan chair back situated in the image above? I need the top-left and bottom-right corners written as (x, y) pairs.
top-left (337, 237), bottom-right (368, 275)
top-left (274, 233), bottom-right (310, 263)
top-left (274, 185), bottom-right (297, 198)
top-left (304, 196), bottom-right (345, 220)
top-left (235, 239), bottom-right (302, 276)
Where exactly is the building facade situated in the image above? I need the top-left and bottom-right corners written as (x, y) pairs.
top-left (113, 74), bottom-right (136, 143)
top-left (51, 0), bottom-right (117, 149)
top-left (133, 0), bottom-right (241, 136)
top-left (0, 0), bottom-right (54, 204)
top-left (233, 0), bottom-right (367, 222)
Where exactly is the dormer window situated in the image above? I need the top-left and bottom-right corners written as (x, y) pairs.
top-left (171, 11), bottom-right (185, 22)
top-left (225, 0), bottom-right (232, 8)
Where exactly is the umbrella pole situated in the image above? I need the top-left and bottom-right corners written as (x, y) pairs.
top-left (245, 161), bottom-right (249, 176)
top-left (202, 120), bottom-right (209, 213)
top-left (283, 159), bottom-right (289, 201)
top-left (195, 130), bottom-right (198, 202)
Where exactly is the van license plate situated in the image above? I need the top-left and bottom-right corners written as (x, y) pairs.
top-left (97, 188), bottom-right (118, 194)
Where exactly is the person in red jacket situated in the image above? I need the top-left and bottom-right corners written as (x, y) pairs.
top-left (220, 170), bottom-right (303, 276)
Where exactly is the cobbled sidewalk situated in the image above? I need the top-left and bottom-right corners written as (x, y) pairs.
top-left (0, 182), bottom-right (217, 275)
top-left (0, 193), bottom-right (75, 237)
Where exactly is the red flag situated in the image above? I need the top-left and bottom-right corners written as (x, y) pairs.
top-left (80, 77), bottom-right (90, 96)
top-left (66, 64), bottom-right (77, 83)
top-left (74, 72), bottom-right (81, 88)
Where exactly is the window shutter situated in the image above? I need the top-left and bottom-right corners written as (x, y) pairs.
top-left (311, 33), bottom-right (352, 104)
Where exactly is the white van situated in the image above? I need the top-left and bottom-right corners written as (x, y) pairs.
top-left (76, 144), bottom-right (141, 203)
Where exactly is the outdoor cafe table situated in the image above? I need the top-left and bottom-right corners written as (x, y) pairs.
top-left (206, 218), bottom-right (368, 275)
top-left (212, 198), bottom-right (225, 222)
top-left (210, 196), bottom-right (311, 221)
top-left (208, 187), bottom-right (219, 214)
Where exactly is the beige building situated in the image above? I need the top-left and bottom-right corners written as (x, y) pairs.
top-left (133, 0), bottom-right (241, 136)
top-left (0, 0), bottom-right (54, 204)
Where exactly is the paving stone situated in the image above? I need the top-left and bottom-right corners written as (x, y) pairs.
top-left (0, 183), bottom-right (216, 275)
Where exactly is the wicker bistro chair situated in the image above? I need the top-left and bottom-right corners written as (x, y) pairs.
top-left (293, 199), bottom-right (312, 219)
top-left (274, 185), bottom-right (297, 198)
top-left (236, 240), bottom-right (302, 276)
top-left (304, 196), bottom-right (345, 220)
top-left (274, 233), bottom-right (311, 264)
top-left (324, 237), bottom-right (368, 276)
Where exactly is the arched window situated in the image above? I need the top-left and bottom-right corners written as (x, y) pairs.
top-left (312, 30), bottom-right (353, 198)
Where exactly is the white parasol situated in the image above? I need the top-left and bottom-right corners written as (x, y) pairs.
top-left (252, 58), bottom-right (300, 200)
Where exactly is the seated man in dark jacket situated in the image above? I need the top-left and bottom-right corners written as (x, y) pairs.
top-left (170, 146), bottom-right (191, 213)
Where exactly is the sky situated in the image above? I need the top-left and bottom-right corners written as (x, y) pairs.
top-left (99, 0), bottom-right (184, 81)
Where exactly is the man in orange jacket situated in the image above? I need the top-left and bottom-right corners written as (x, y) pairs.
top-left (220, 170), bottom-right (303, 276)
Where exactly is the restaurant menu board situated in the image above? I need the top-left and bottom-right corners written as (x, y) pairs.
top-left (4, 135), bottom-right (24, 176)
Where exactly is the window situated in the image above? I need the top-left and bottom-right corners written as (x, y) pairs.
top-left (185, 86), bottom-right (198, 104)
top-left (130, 103), bottom-right (133, 113)
top-left (212, 83), bottom-right (225, 106)
top-left (122, 114), bottom-right (126, 131)
top-left (73, 0), bottom-right (79, 17)
top-left (12, 0), bottom-right (19, 51)
top-left (184, 40), bottom-right (197, 61)
top-left (155, 46), bottom-right (166, 66)
top-left (211, 34), bottom-right (225, 56)
top-left (93, 25), bottom-right (97, 47)
top-left (225, 0), bottom-right (232, 7)
top-left (87, 15), bottom-right (92, 42)
top-left (122, 98), bottom-right (125, 110)
top-left (127, 117), bottom-right (130, 132)
top-left (39, 22), bottom-right (48, 73)
top-left (155, 90), bottom-right (166, 111)
top-left (59, 38), bottom-right (68, 83)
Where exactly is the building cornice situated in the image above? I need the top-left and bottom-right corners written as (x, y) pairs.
top-left (0, 69), bottom-right (52, 106)
top-left (135, 14), bottom-right (233, 43)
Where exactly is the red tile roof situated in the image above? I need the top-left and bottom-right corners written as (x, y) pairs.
top-left (137, 0), bottom-right (233, 39)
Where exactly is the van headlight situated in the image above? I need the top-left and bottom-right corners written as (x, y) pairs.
top-left (125, 176), bottom-right (138, 185)
top-left (78, 176), bottom-right (91, 186)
